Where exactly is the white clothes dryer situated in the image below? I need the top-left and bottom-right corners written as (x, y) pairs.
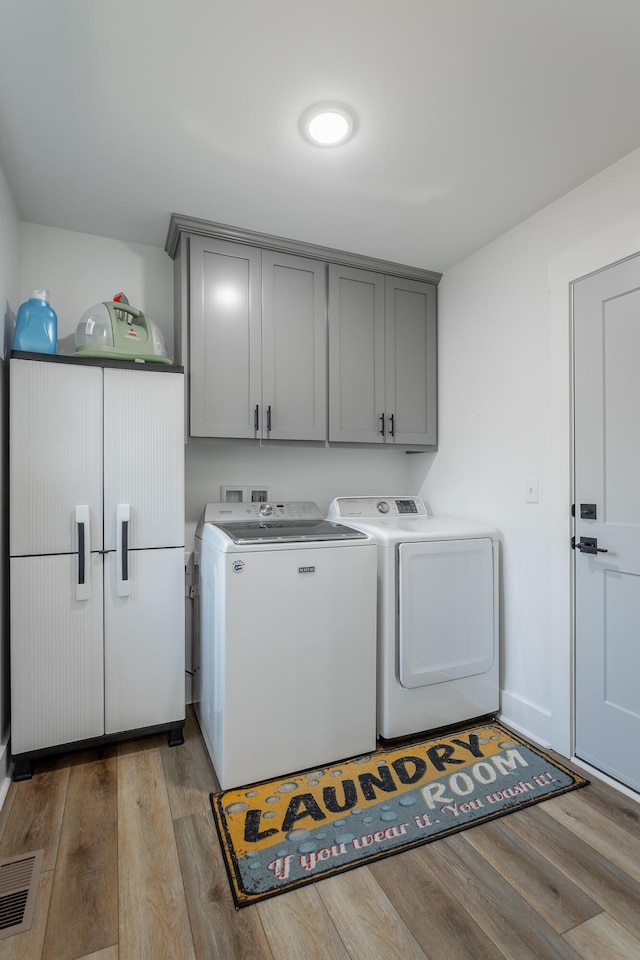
top-left (193, 501), bottom-right (378, 789)
top-left (327, 496), bottom-right (500, 739)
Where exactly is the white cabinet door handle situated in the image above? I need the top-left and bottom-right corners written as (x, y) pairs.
top-left (116, 504), bottom-right (131, 597)
top-left (75, 505), bottom-right (91, 601)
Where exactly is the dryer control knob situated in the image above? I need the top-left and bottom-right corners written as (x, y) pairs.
top-left (259, 503), bottom-right (273, 516)
top-left (377, 500), bottom-right (391, 514)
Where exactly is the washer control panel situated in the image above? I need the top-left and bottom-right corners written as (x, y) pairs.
top-left (202, 501), bottom-right (324, 524)
top-left (328, 496), bottom-right (428, 519)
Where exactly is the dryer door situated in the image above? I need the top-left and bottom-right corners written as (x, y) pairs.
top-left (398, 538), bottom-right (495, 688)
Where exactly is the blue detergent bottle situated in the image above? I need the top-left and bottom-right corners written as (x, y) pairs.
top-left (13, 289), bottom-right (58, 354)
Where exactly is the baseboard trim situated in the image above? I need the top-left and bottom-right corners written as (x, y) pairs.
top-left (499, 690), bottom-right (552, 748)
top-left (570, 756), bottom-right (640, 803)
top-left (0, 733), bottom-right (12, 811)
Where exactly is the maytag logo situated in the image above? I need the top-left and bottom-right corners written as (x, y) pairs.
top-left (298, 566), bottom-right (316, 574)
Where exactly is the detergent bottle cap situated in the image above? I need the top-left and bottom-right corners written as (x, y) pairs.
top-left (32, 288), bottom-right (50, 303)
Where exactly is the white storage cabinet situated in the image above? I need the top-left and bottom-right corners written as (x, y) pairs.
top-left (9, 355), bottom-right (186, 779)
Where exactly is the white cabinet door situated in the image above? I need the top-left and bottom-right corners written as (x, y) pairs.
top-left (189, 236), bottom-right (261, 438)
top-left (103, 367), bottom-right (184, 551)
top-left (385, 276), bottom-right (437, 446)
top-left (328, 264), bottom-right (386, 442)
top-left (10, 553), bottom-right (104, 753)
top-left (10, 358), bottom-right (103, 556)
top-left (104, 547), bottom-right (185, 734)
top-left (262, 251), bottom-right (327, 441)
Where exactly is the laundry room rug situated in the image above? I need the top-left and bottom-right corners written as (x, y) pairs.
top-left (210, 721), bottom-right (588, 908)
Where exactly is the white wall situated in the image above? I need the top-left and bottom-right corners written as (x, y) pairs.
top-left (186, 438), bottom-right (413, 544)
top-left (410, 146), bottom-right (640, 751)
top-left (0, 161), bottom-right (20, 794)
top-left (19, 223), bottom-right (174, 356)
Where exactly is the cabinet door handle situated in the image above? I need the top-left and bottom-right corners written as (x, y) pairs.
top-left (379, 413), bottom-right (385, 437)
top-left (116, 504), bottom-right (131, 597)
top-left (75, 505), bottom-right (91, 601)
top-left (267, 405), bottom-right (272, 433)
top-left (389, 414), bottom-right (395, 437)
top-left (254, 404), bottom-right (259, 432)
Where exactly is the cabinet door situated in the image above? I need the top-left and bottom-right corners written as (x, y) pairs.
top-left (328, 265), bottom-right (386, 442)
top-left (103, 368), bottom-right (184, 551)
top-left (385, 276), bottom-right (437, 446)
top-left (104, 547), bottom-right (185, 734)
top-left (189, 236), bottom-right (261, 438)
top-left (10, 553), bottom-right (104, 754)
top-left (10, 358), bottom-right (103, 556)
top-left (262, 251), bottom-right (327, 441)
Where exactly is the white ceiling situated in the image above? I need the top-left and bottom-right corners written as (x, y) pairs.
top-left (1, 0), bottom-right (640, 273)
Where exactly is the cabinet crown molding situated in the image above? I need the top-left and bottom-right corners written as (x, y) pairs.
top-left (165, 213), bottom-right (441, 286)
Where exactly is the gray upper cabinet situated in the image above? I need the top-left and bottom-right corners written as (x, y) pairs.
top-left (190, 236), bottom-right (261, 439)
top-left (262, 251), bottom-right (327, 441)
top-left (385, 275), bottom-right (437, 446)
top-left (329, 266), bottom-right (437, 445)
top-left (189, 236), bottom-right (326, 441)
top-left (169, 215), bottom-right (439, 448)
top-left (329, 265), bottom-right (386, 443)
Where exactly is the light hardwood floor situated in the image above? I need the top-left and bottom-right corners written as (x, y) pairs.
top-left (0, 710), bottom-right (638, 960)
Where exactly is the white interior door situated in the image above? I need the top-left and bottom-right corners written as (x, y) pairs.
top-left (573, 253), bottom-right (640, 792)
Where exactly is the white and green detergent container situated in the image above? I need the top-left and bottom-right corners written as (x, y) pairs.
top-left (74, 293), bottom-right (172, 364)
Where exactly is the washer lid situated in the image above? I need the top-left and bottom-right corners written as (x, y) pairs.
top-left (212, 518), bottom-right (368, 544)
top-left (195, 501), bottom-right (370, 545)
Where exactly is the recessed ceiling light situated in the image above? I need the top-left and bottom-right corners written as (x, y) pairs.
top-left (300, 102), bottom-right (358, 147)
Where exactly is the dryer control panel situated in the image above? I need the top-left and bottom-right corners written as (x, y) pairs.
top-left (329, 496), bottom-right (428, 519)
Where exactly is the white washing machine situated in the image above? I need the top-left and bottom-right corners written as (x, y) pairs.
top-left (193, 501), bottom-right (377, 789)
top-left (327, 496), bottom-right (500, 739)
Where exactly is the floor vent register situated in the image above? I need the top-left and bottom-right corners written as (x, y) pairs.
top-left (0, 850), bottom-right (43, 940)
